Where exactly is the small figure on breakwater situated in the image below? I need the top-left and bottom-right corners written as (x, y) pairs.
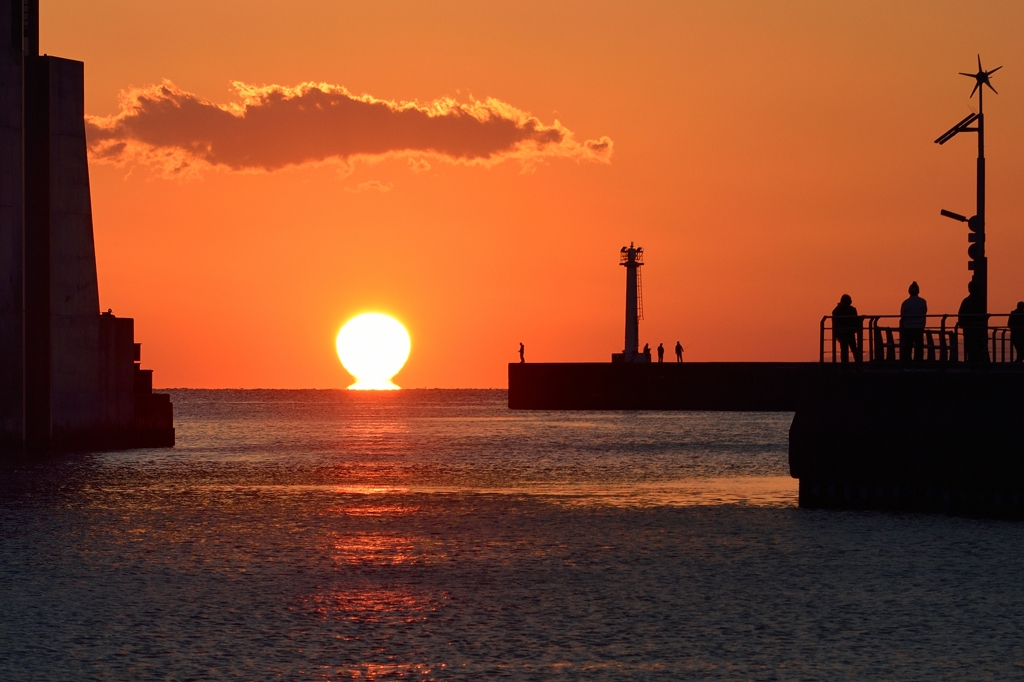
top-left (900, 281), bottom-right (927, 363)
top-left (675, 341), bottom-right (683, 362)
top-left (519, 342), bottom-right (525, 363)
top-left (958, 282), bottom-right (989, 363)
top-left (642, 343), bottom-right (651, 362)
top-left (1010, 302), bottom-right (1024, 362)
top-left (832, 294), bottom-right (862, 364)
top-left (657, 343), bottom-right (664, 362)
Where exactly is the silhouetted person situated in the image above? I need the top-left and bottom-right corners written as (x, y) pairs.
top-left (958, 282), bottom-right (989, 363)
top-left (1010, 301), bottom-right (1024, 363)
top-left (899, 281), bottom-right (927, 363)
top-left (642, 343), bottom-right (651, 362)
top-left (832, 294), bottom-right (861, 364)
top-left (518, 342), bottom-right (525, 363)
top-left (657, 343), bottom-right (664, 362)
top-left (675, 341), bottom-right (683, 362)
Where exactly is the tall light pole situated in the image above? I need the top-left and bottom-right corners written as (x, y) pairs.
top-left (936, 55), bottom-right (1001, 314)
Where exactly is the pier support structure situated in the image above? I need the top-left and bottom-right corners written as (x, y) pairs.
top-left (0, 1), bottom-right (173, 454)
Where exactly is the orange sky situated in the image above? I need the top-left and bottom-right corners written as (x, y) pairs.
top-left (42, 0), bottom-right (1024, 388)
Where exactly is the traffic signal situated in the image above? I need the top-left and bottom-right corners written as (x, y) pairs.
top-left (967, 215), bottom-right (984, 271)
top-left (940, 209), bottom-right (986, 273)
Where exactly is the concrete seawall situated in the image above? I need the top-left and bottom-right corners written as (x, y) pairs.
top-left (508, 362), bottom-right (817, 411)
top-left (791, 368), bottom-right (1024, 516)
top-left (509, 362), bottom-right (1024, 517)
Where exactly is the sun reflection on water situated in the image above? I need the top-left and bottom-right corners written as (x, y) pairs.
top-left (328, 533), bottom-right (420, 567)
top-left (325, 504), bottom-right (420, 517)
top-left (301, 588), bottom-right (444, 624)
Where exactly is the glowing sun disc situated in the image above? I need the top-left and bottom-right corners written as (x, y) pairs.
top-left (336, 313), bottom-right (411, 390)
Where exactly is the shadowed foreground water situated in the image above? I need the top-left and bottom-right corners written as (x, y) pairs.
top-left (2, 389), bottom-right (1023, 679)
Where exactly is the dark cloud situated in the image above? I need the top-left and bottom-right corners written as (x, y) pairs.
top-left (86, 81), bottom-right (613, 175)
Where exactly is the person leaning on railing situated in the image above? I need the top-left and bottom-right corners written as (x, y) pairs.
top-left (899, 281), bottom-right (927, 363)
top-left (1010, 301), bottom-right (1024, 363)
top-left (832, 294), bottom-right (862, 364)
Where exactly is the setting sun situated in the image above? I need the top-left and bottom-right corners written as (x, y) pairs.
top-left (335, 313), bottom-right (411, 390)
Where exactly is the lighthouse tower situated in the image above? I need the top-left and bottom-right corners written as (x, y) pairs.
top-left (617, 243), bottom-right (648, 363)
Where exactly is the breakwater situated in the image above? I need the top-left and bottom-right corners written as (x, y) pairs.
top-left (509, 362), bottom-right (1024, 516)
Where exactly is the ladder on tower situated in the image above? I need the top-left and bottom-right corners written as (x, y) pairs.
top-left (636, 266), bottom-right (644, 321)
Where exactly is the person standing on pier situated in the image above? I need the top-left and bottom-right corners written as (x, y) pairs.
top-left (1009, 302), bottom-right (1024, 362)
top-left (675, 341), bottom-right (683, 362)
top-left (832, 294), bottom-right (861, 364)
top-left (899, 282), bottom-right (927, 363)
top-left (958, 282), bottom-right (989, 363)
top-left (519, 343), bottom-right (525, 363)
top-left (657, 343), bottom-right (664, 362)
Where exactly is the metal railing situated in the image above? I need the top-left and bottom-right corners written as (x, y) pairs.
top-left (820, 313), bottom-right (1020, 364)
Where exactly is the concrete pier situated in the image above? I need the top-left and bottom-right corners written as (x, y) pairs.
top-left (509, 362), bottom-right (1024, 516)
top-left (508, 362), bottom-right (817, 411)
top-left (0, 1), bottom-right (173, 454)
top-left (790, 367), bottom-right (1024, 516)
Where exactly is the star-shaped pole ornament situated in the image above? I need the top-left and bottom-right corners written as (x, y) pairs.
top-left (960, 54), bottom-right (1001, 112)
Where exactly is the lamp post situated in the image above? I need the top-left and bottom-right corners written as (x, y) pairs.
top-left (936, 55), bottom-right (1001, 315)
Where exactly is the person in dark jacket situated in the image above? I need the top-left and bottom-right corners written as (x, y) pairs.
top-left (832, 294), bottom-right (861, 364)
top-left (958, 282), bottom-right (989, 363)
top-left (1009, 301), bottom-right (1024, 363)
top-left (899, 281), bottom-right (928, 363)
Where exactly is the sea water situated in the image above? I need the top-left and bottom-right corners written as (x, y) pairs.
top-left (1, 389), bottom-right (1022, 679)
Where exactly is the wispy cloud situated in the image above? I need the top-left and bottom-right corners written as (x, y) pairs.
top-left (86, 81), bottom-right (613, 177)
top-left (344, 180), bottom-right (393, 194)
